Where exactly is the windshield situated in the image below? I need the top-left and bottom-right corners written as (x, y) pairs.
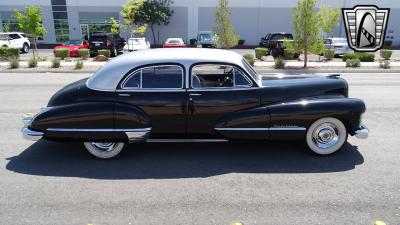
top-left (198, 33), bottom-right (212, 42)
top-left (333, 38), bottom-right (348, 44)
top-left (63, 40), bottom-right (82, 46)
top-left (128, 38), bottom-right (146, 45)
top-left (89, 35), bottom-right (106, 42)
top-left (242, 59), bottom-right (261, 85)
top-left (167, 39), bottom-right (183, 44)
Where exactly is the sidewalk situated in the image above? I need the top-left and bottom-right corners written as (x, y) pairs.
top-left (1, 59), bottom-right (400, 73)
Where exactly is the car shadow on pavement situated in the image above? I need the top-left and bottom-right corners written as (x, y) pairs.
top-left (6, 140), bottom-right (364, 179)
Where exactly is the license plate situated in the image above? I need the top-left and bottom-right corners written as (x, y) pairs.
top-left (95, 43), bottom-right (100, 46)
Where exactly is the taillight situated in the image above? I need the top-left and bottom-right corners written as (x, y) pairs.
top-left (106, 40), bottom-right (112, 46)
top-left (335, 46), bottom-right (343, 48)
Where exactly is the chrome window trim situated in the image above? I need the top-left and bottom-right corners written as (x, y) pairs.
top-left (187, 87), bottom-right (258, 92)
top-left (234, 69), bottom-right (253, 88)
top-left (121, 64), bottom-right (184, 90)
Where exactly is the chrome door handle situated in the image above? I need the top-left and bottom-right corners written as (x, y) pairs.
top-left (189, 93), bottom-right (202, 96)
top-left (118, 93), bottom-right (130, 97)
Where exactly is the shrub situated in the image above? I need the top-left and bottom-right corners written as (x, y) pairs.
top-left (255, 48), bottom-right (268, 59)
top-left (324, 49), bottom-right (335, 60)
top-left (78, 49), bottom-right (90, 59)
top-left (55, 48), bottom-right (69, 59)
top-left (0, 47), bottom-right (20, 60)
top-left (380, 49), bottom-right (392, 60)
top-left (342, 52), bottom-right (358, 61)
top-left (356, 52), bottom-right (375, 62)
top-left (28, 58), bottom-right (38, 68)
top-left (75, 60), bottom-right (84, 69)
top-left (380, 59), bottom-right (390, 69)
top-left (346, 58), bottom-right (361, 68)
top-left (243, 54), bottom-right (255, 66)
top-left (51, 58), bottom-right (60, 68)
top-left (37, 56), bottom-right (48, 61)
top-left (274, 57), bottom-right (285, 69)
top-left (98, 49), bottom-right (110, 58)
top-left (64, 57), bottom-right (72, 62)
top-left (8, 56), bottom-right (19, 69)
top-left (283, 48), bottom-right (295, 60)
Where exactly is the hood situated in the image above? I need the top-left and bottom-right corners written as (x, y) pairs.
top-left (260, 74), bottom-right (348, 103)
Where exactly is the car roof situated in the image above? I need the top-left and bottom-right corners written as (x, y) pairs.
top-left (87, 48), bottom-right (245, 91)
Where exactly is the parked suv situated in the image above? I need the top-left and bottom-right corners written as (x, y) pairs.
top-left (0, 32), bottom-right (30, 53)
top-left (259, 32), bottom-right (293, 57)
top-left (196, 31), bottom-right (216, 48)
top-left (88, 33), bottom-right (125, 57)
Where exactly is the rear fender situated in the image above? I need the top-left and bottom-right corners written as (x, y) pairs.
top-left (268, 98), bottom-right (366, 139)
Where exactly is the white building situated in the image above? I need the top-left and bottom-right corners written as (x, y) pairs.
top-left (0, 0), bottom-right (398, 45)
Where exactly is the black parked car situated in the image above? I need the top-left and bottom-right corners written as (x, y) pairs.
top-left (259, 32), bottom-right (294, 57)
top-left (88, 33), bottom-right (125, 57)
top-left (22, 48), bottom-right (368, 159)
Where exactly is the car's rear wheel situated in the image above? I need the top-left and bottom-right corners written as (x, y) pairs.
top-left (306, 117), bottom-right (348, 155)
top-left (22, 43), bottom-right (29, 53)
top-left (83, 142), bottom-right (125, 159)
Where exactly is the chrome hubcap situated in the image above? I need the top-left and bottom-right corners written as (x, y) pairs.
top-left (91, 142), bottom-right (116, 152)
top-left (312, 122), bottom-right (339, 149)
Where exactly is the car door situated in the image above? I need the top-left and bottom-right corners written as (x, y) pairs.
top-left (8, 34), bottom-right (21, 48)
top-left (187, 63), bottom-right (261, 139)
top-left (115, 64), bottom-right (187, 139)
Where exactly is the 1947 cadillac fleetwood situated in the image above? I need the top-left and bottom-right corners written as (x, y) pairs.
top-left (22, 48), bottom-right (368, 159)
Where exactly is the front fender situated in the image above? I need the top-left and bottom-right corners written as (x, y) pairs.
top-left (268, 97), bottom-right (366, 136)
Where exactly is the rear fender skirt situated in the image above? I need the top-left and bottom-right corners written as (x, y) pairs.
top-left (267, 97), bottom-right (366, 139)
top-left (214, 106), bottom-right (269, 140)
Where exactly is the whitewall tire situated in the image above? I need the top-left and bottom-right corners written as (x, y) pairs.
top-left (306, 117), bottom-right (348, 155)
top-left (83, 142), bottom-right (125, 159)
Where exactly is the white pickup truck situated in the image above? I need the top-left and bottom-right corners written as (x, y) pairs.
top-left (0, 32), bottom-right (31, 53)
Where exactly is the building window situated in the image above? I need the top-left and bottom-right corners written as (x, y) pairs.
top-left (79, 19), bottom-right (119, 35)
top-left (51, 0), bottom-right (69, 42)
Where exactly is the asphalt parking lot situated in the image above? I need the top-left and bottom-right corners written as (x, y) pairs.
top-left (0, 72), bottom-right (399, 224)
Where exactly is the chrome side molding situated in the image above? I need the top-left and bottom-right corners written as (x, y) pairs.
top-left (215, 127), bottom-right (306, 131)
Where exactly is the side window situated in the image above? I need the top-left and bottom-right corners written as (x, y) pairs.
top-left (191, 64), bottom-right (252, 89)
top-left (122, 65), bottom-right (183, 89)
top-left (234, 69), bottom-right (252, 87)
top-left (9, 34), bottom-right (20, 39)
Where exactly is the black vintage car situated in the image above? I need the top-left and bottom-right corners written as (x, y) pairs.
top-left (22, 49), bottom-right (368, 159)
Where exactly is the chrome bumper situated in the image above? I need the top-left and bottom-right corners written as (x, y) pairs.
top-left (21, 113), bottom-right (43, 141)
top-left (22, 127), bottom-right (44, 141)
top-left (355, 124), bottom-right (369, 139)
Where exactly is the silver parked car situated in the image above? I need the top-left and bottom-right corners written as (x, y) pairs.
top-left (324, 38), bottom-right (352, 56)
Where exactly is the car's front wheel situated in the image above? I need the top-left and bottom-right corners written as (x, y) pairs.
top-left (306, 117), bottom-right (348, 155)
top-left (83, 142), bottom-right (125, 159)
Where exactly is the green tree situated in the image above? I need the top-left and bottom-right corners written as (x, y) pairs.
top-left (13, 6), bottom-right (47, 59)
top-left (292, 0), bottom-right (320, 68)
top-left (120, 0), bottom-right (145, 34)
top-left (212, 0), bottom-right (239, 49)
top-left (2, 22), bottom-right (10, 33)
top-left (110, 17), bottom-right (121, 34)
top-left (134, 0), bottom-right (174, 45)
top-left (317, 5), bottom-right (340, 38)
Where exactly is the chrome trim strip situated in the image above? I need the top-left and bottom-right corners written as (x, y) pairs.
top-left (215, 127), bottom-right (306, 131)
top-left (269, 127), bottom-right (307, 131)
top-left (46, 128), bottom-right (151, 132)
top-left (147, 139), bottom-right (228, 143)
top-left (21, 127), bottom-right (44, 141)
